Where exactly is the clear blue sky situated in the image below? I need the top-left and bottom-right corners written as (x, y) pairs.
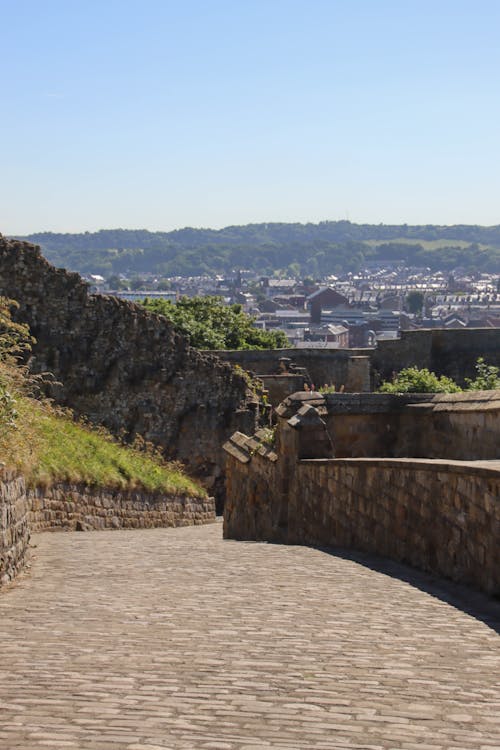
top-left (2, 0), bottom-right (500, 234)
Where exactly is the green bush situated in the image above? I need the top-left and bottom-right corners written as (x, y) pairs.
top-left (378, 367), bottom-right (461, 394)
top-left (465, 357), bottom-right (500, 390)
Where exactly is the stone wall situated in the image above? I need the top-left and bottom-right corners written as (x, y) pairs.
top-left (319, 391), bottom-right (500, 460)
top-left (292, 458), bottom-right (500, 595)
top-left (373, 328), bottom-right (500, 387)
top-left (29, 483), bottom-right (215, 532)
top-left (224, 391), bottom-right (500, 595)
top-left (211, 348), bottom-right (371, 392)
top-left (0, 469), bottom-right (30, 586)
top-left (0, 236), bottom-right (258, 502)
top-left (214, 329), bottom-right (500, 394)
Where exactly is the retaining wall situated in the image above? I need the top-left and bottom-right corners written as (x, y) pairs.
top-left (1, 472), bottom-right (215, 587)
top-left (0, 469), bottom-right (30, 586)
top-left (29, 484), bottom-right (215, 532)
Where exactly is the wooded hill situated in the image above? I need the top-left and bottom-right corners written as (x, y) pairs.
top-left (16, 221), bottom-right (500, 277)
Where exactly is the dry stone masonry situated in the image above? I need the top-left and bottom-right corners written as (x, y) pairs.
top-left (28, 483), bottom-right (215, 532)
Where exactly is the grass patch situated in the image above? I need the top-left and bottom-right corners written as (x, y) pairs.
top-left (1, 392), bottom-right (206, 497)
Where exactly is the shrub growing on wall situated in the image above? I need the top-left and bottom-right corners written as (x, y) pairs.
top-left (378, 367), bottom-right (462, 394)
top-left (465, 357), bottom-right (500, 390)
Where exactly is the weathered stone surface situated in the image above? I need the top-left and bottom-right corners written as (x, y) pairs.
top-left (0, 468), bottom-right (30, 586)
top-left (213, 329), bottom-right (500, 392)
top-left (211, 347), bottom-right (372, 392)
top-left (373, 327), bottom-right (500, 386)
top-left (0, 235), bottom-right (259, 502)
top-left (28, 483), bottom-right (215, 532)
top-left (224, 393), bottom-right (500, 595)
top-left (323, 390), bottom-right (500, 460)
top-left (1, 523), bottom-right (499, 748)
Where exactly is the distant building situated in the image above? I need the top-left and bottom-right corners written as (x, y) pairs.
top-left (307, 287), bottom-right (349, 324)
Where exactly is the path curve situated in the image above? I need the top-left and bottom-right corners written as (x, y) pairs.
top-left (0, 523), bottom-right (499, 750)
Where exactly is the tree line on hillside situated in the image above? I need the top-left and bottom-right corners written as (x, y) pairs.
top-left (15, 222), bottom-right (500, 277)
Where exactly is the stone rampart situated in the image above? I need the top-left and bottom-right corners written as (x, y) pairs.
top-left (373, 328), bottom-right (500, 386)
top-left (211, 348), bottom-right (371, 393)
top-left (0, 469), bottom-right (30, 586)
top-left (213, 329), bottom-right (500, 393)
top-left (320, 390), bottom-right (500, 460)
top-left (0, 236), bottom-right (258, 502)
top-left (224, 391), bottom-right (500, 595)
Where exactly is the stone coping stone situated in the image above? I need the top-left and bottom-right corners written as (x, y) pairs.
top-left (223, 431), bottom-right (278, 464)
top-left (299, 456), bottom-right (500, 478)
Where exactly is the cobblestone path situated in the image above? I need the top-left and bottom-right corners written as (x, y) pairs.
top-left (1, 522), bottom-right (499, 750)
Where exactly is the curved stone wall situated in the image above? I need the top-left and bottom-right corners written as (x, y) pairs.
top-left (224, 394), bottom-right (500, 595)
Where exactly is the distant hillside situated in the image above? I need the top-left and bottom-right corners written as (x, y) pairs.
top-left (16, 222), bottom-right (500, 277)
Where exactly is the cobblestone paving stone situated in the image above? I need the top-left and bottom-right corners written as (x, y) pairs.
top-left (0, 521), bottom-right (499, 750)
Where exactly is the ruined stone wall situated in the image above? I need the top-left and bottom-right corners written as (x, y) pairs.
top-left (0, 236), bottom-right (258, 501)
top-left (0, 469), bottom-right (30, 586)
top-left (29, 483), bottom-right (215, 532)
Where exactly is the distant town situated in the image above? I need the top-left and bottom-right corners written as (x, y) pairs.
top-left (87, 261), bottom-right (500, 349)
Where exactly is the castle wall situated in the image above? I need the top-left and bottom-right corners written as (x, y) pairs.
top-left (211, 348), bottom-right (371, 392)
top-left (321, 391), bottom-right (500, 460)
top-left (0, 237), bottom-right (258, 502)
top-left (290, 458), bottom-right (500, 595)
top-left (214, 329), bottom-right (500, 393)
top-left (373, 328), bottom-right (500, 386)
top-left (224, 391), bottom-right (500, 595)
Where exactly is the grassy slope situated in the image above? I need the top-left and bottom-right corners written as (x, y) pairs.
top-left (1, 395), bottom-right (206, 497)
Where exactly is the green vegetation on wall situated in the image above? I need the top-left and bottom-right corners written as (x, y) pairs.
top-left (378, 358), bottom-right (500, 393)
top-left (0, 298), bottom-right (205, 496)
top-left (378, 367), bottom-right (462, 394)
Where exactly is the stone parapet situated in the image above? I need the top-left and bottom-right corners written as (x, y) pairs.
top-left (224, 392), bottom-right (500, 595)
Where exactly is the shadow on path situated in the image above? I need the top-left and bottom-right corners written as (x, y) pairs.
top-left (312, 542), bottom-right (500, 635)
